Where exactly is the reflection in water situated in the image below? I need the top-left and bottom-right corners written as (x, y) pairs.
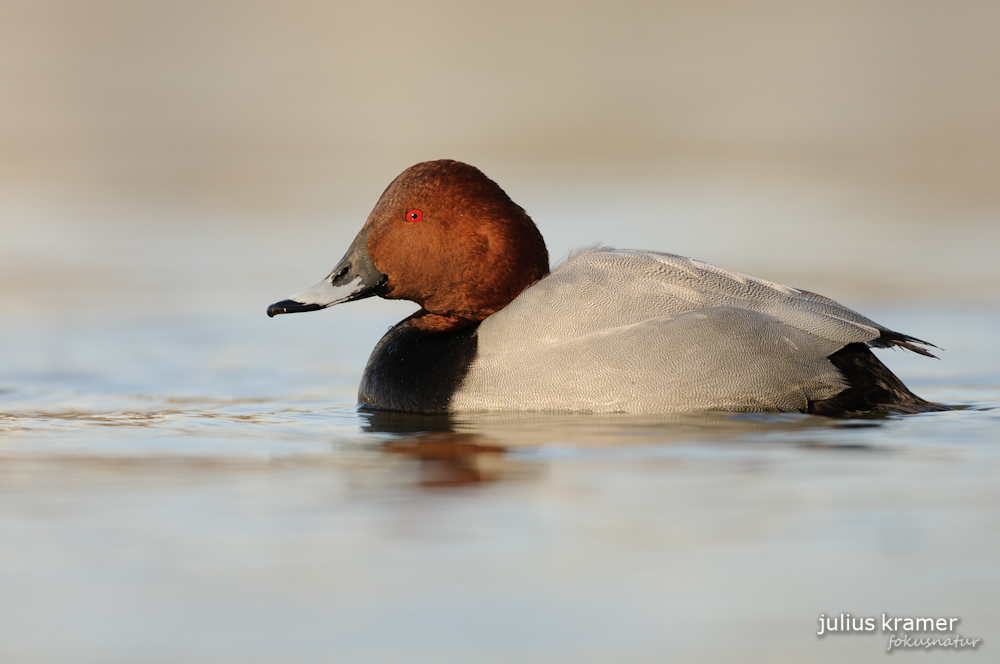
top-left (361, 407), bottom-right (884, 449)
top-left (382, 433), bottom-right (508, 487)
top-left (360, 408), bottom-right (896, 488)
top-left (360, 410), bottom-right (459, 434)
top-left (1, 394), bottom-right (898, 490)
top-left (1, 396), bottom-right (898, 456)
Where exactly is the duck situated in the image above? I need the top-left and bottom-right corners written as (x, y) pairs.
top-left (267, 159), bottom-right (945, 416)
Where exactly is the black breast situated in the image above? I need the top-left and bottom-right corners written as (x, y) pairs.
top-left (358, 315), bottom-right (481, 414)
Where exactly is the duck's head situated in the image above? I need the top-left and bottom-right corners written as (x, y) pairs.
top-left (267, 160), bottom-right (549, 330)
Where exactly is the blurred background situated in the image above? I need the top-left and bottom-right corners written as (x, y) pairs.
top-left (2, 0), bottom-right (998, 319)
top-left (2, 3), bottom-right (999, 663)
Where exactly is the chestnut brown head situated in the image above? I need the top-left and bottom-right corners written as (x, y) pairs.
top-left (268, 160), bottom-right (550, 328)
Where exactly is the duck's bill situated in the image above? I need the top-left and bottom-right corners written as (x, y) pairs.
top-left (267, 228), bottom-right (387, 317)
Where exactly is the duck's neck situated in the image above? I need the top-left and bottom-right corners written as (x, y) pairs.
top-left (409, 311), bottom-right (478, 333)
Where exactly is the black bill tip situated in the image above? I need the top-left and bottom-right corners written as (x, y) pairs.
top-left (267, 300), bottom-right (324, 317)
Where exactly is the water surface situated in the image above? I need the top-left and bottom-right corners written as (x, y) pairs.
top-left (1, 297), bottom-right (998, 663)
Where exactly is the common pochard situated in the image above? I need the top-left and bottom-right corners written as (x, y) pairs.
top-left (268, 160), bottom-right (944, 416)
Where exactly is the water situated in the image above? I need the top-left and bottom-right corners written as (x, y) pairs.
top-left (2, 169), bottom-right (999, 662)
top-left (2, 301), bottom-right (998, 663)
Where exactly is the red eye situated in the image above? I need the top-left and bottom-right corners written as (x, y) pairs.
top-left (405, 209), bottom-right (423, 223)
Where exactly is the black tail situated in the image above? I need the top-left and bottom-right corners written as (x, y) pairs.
top-left (870, 328), bottom-right (940, 358)
top-left (809, 343), bottom-right (948, 416)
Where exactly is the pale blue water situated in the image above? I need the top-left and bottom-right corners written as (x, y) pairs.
top-left (1, 301), bottom-right (998, 663)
